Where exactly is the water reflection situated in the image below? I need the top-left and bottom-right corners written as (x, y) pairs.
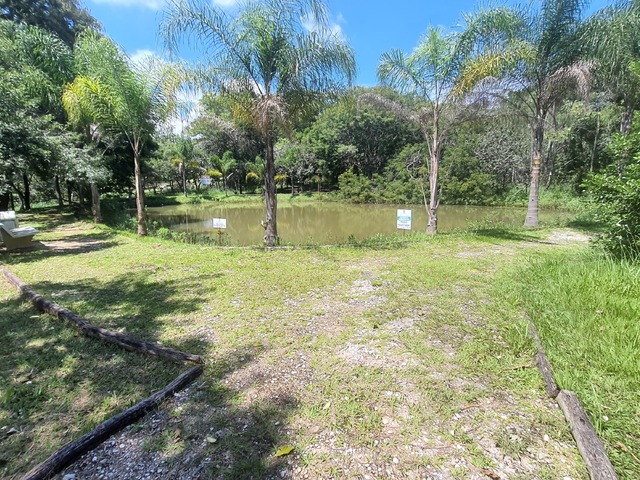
top-left (146, 201), bottom-right (572, 246)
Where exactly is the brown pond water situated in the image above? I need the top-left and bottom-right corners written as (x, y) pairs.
top-left (146, 201), bottom-right (573, 246)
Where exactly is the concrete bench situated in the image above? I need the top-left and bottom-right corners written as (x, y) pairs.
top-left (0, 223), bottom-right (38, 250)
top-left (0, 210), bottom-right (19, 230)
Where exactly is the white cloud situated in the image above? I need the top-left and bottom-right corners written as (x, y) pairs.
top-left (302, 14), bottom-right (346, 41)
top-left (129, 49), bottom-right (157, 66)
top-left (90, 0), bottom-right (164, 10)
top-left (168, 88), bottom-right (203, 134)
top-left (92, 0), bottom-right (240, 9)
top-left (212, 0), bottom-right (240, 7)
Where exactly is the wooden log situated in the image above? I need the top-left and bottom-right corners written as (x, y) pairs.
top-left (527, 317), bottom-right (560, 398)
top-left (556, 390), bottom-right (618, 480)
top-left (1, 266), bottom-right (203, 365)
top-left (22, 366), bottom-right (204, 480)
top-left (534, 350), bottom-right (560, 398)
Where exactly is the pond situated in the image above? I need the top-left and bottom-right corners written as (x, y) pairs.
top-left (146, 201), bottom-right (573, 246)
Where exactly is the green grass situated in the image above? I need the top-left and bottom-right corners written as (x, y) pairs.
top-left (502, 249), bottom-right (640, 478)
top-left (0, 215), bottom-right (603, 479)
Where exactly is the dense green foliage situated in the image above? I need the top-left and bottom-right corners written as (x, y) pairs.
top-left (586, 123), bottom-right (640, 258)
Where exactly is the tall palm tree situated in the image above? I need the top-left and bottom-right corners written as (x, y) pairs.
top-left (378, 26), bottom-right (483, 233)
top-left (460, 0), bottom-right (592, 227)
top-left (161, 0), bottom-right (355, 246)
top-left (63, 31), bottom-right (178, 235)
top-left (581, 0), bottom-right (640, 136)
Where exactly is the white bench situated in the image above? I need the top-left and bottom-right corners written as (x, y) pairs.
top-left (0, 211), bottom-right (38, 250)
top-left (0, 210), bottom-right (18, 230)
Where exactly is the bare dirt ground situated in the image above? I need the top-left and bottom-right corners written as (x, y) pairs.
top-left (40, 229), bottom-right (591, 480)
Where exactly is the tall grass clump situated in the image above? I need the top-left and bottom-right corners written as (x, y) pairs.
top-left (506, 250), bottom-right (640, 478)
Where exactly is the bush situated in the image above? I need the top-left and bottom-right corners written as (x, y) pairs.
top-left (585, 161), bottom-right (640, 259)
top-left (335, 169), bottom-right (375, 203)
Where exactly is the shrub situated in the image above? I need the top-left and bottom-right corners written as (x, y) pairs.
top-left (585, 160), bottom-right (640, 259)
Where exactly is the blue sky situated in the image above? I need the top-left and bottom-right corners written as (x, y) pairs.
top-left (86, 0), bottom-right (611, 87)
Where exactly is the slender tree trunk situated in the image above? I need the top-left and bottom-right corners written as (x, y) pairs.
top-left (182, 163), bottom-right (187, 196)
top-left (78, 183), bottom-right (85, 213)
top-left (525, 114), bottom-right (545, 227)
top-left (67, 182), bottom-right (72, 205)
top-left (620, 101), bottom-right (634, 136)
top-left (427, 149), bottom-right (439, 234)
top-left (426, 119), bottom-right (440, 234)
top-left (0, 192), bottom-right (9, 211)
top-left (134, 148), bottom-right (147, 236)
top-left (618, 101), bottom-right (634, 176)
top-left (263, 134), bottom-right (278, 246)
top-left (544, 140), bottom-right (554, 189)
top-left (11, 183), bottom-right (25, 212)
top-left (591, 114), bottom-right (600, 173)
top-left (22, 174), bottom-right (31, 211)
top-left (91, 183), bottom-right (102, 222)
top-left (55, 175), bottom-right (64, 207)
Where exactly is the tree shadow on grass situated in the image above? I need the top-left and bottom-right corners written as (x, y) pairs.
top-left (0, 292), bottom-right (185, 479)
top-left (1, 232), bottom-right (120, 264)
top-left (471, 228), bottom-right (553, 244)
top-left (1, 284), bottom-right (299, 480)
top-left (22, 269), bottom-right (217, 352)
top-left (57, 346), bottom-right (299, 480)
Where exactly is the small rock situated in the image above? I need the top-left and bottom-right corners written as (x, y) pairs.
top-left (392, 457), bottom-right (399, 464)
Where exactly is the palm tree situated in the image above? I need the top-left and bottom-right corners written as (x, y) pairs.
top-left (63, 31), bottom-right (178, 235)
top-left (246, 156), bottom-right (265, 193)
top-left (378, 27), bottom-right (481, 233)
top-left (161, 0), bottom-right (355, 246)
top-left (581, 0), bottom-right (640, 136)
top-left (460, 0), bottom-right (592, 227)
top-left (215, 150), bottom-right (236, 196)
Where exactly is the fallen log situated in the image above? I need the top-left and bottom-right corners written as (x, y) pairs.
top-left (1, 266), bottom-right (203, 365)
top-left (526, 318), bottom-right (560, 398)
top-left (22, 365), bottom-right (204, 480)
top-left (557, 390), bottom-right (618, 480)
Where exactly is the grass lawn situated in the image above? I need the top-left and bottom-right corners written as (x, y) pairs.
top-left (0, 211), bottom-right (629, 479)
top-left (503, 249), bottom-right (640, 479)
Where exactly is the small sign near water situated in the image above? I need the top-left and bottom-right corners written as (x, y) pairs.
top-left (397, 209), bottom-right (412, 230)
top-left (212, 218), bottom-right (227, 229)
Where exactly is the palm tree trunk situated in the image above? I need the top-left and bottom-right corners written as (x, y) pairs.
top-left (427, 148), bottom-right (439, 234)
top-left (91, 182), bottom-right (102, 222)
top-left (134, 149), bottom-right (147, 236)
top-left (525, 115), bottom-right (544, 227)
top-left (426, 122), bottom-right (440, 234)
top-left (263, 135), bottom-right (278, 246)
top-left (618, 101), bottom-right (634, 176)
top-left (620, 101), bottom-right (634, 135)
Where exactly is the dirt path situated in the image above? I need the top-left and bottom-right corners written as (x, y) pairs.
top-left (47, 229), bottom-right (592, 480)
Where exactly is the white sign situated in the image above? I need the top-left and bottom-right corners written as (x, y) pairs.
top-left (201, 176), bottom-right (211, 186)
top-left (212, 218), bottom-right (227, 229)
top-left (397, 209), bottom-right (412, 230)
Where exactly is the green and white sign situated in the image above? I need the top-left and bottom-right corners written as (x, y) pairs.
top-left (397, 209), bottom-right (412, 230)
